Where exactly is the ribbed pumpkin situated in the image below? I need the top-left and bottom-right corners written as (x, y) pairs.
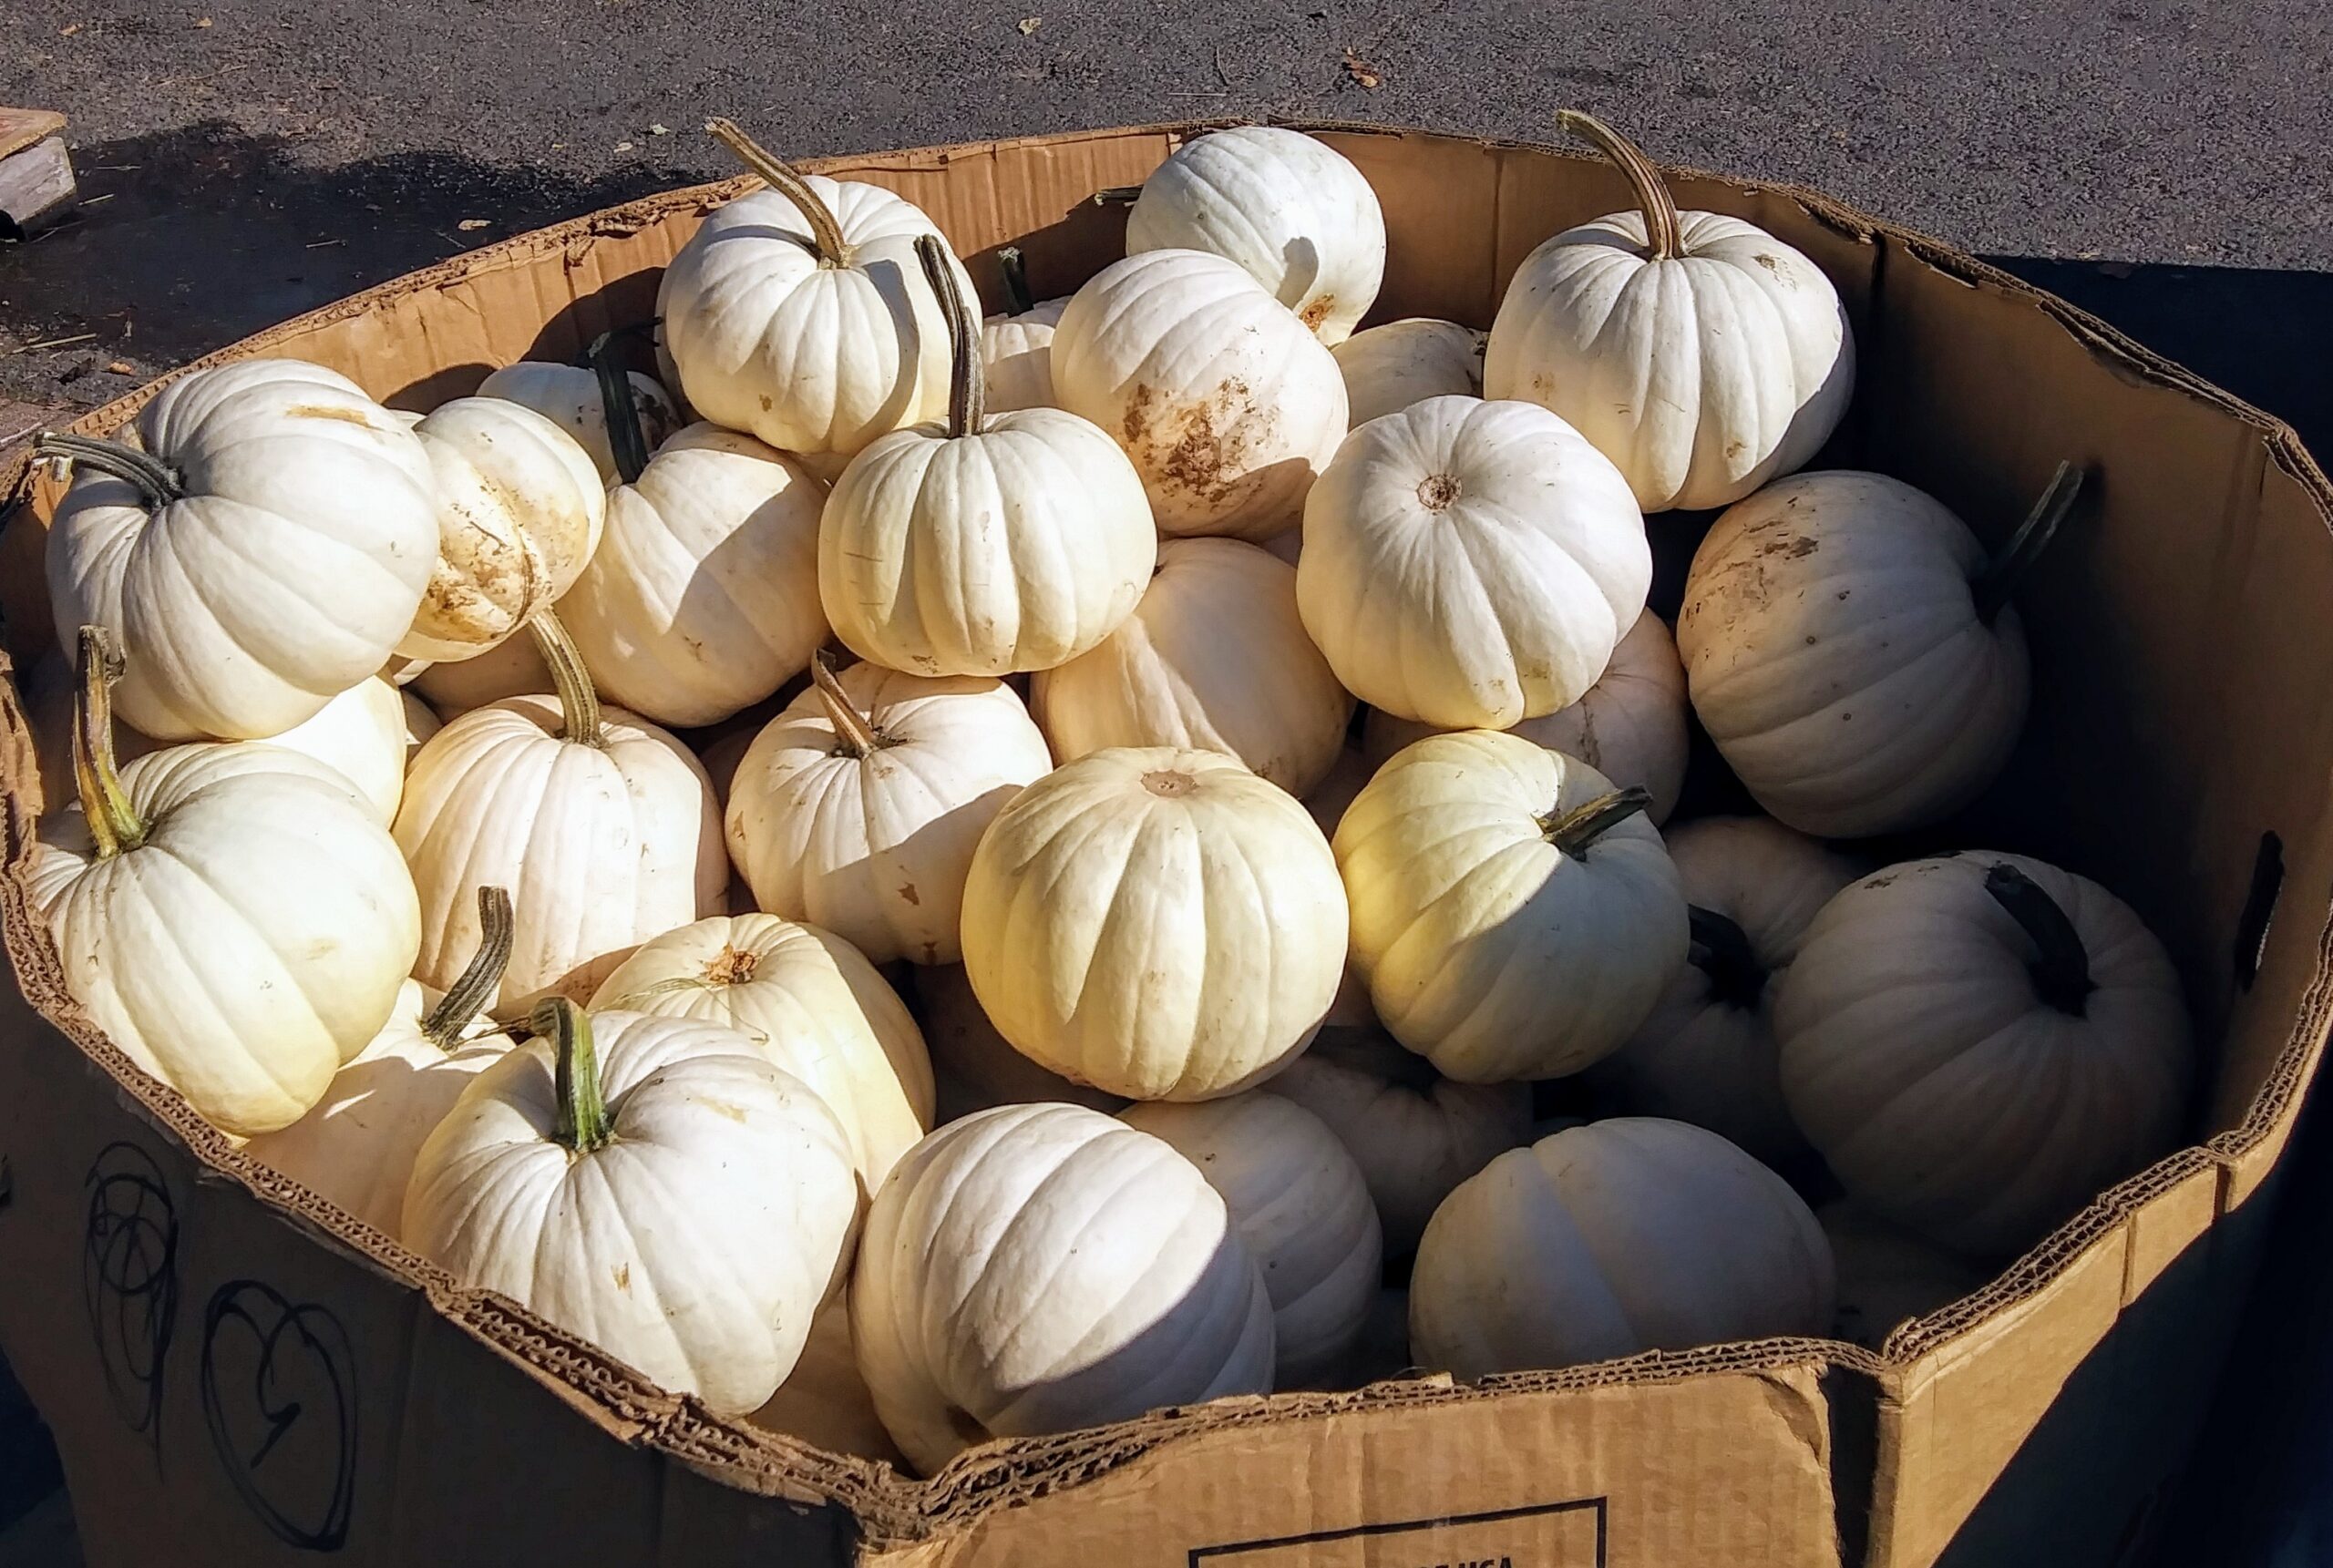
top-left (476, 355), bottom-right (682, 485)
top-left (1331, 318), bottom-right (1485, 425)
top-left (980, 245), bottom-right (1066, 414)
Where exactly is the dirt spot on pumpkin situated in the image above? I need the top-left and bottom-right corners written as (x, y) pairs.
top-left (613, 1263), bottom-right (632, 1291)
top-left (699, 1099), bottom-right (753, 1123)
top-left (1758, 535), bottom-right (1821, 560)
top-left (283, 403), bottom-right (380, 427)
top-left (1725, 439), bottom-right (1747, 460)
top-left (899, 882), bottom-right (921, 907)
top-left (1124, 377), bottom-right (1268, 507)
top-left (1299, 295), bottom-right (1336, 329)
top-left (1755, 254), bottom-right (1781, 272)
top-left (758, 395), bottom-right (774, 412)
top-left (704, 946), bottom-right (758, 985)
top-left (1142, 769), bottom-right (1198, 797)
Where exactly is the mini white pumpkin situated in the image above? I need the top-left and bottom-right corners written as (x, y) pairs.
top-left (980, 244), bottom-right (1066, 414)
top-left (1483, 112), bottom-right (1853, 513)
top-left (43, 360), bottom-right (438, 740)
top-left (1588, 816), bottom-right (1860, 1163)
top-left (1261, 1024), bottom-right (1529, 1255)
top-left (912, 963), bottom-right (1129, 1120)
top-left (558, 422), bottom-right (828, 727)
top-left (1298, 395), bottom-right (1650, 728)
top-left (1125, 127), bottom-right (1385, 345)
top-left (475, 353), bottom-right (683, 484)
top-left (1362, 610), bottom-right (1690, 823)
top-left (1678, 466), bottom-right (2079, 838)
top-left (394, 613), bottom-right (725, 1019)
top-left (1032, 537), bottom-right (1353, 794)
top-left (590, 912), bottom-right (936, 1194)
top-left (29, 629), bottom-right (422, 1136)
top-left (748, 1291), bottom-right (905, 1464)
top-left (658, 120), bottom-right (974, 456)
top-left (406, 999), bottom-right (859, 1417)
top-left (1331, 318), bottom-right (1485, 425)
top-left (961, 746), bottom-right (1349, 1102)
top-left (1774, 852), bottom-right (2193, 1256)
top-left (1337, 732), bottom-right (1686, 1082)
top-left (819, 238), bottom-right (1156, 677)
top-left (1410, 1117), bottom-right (1835, 1377)
top-left (725, 657), bottom-right (1053, 967)
top-left (399, 396), bottom-right (607, 663)
top-left (851, 1102), bottom-right (1275, 1472)
top-left (1820, 1202), bottom-right (1989, 1350)
top-left (1122, 1092), bottom-right (1382, 1386)
top-left (1053, 249), bottom-right (1348, 539)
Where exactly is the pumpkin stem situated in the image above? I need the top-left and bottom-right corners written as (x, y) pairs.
top-left (996, 245), bottom-right (1035, 315)
top-left (706, 118), bottom-right (850, 266)
top-left (70, 625), bottom-right (147, 859)
top-left (36, 432), bottom-right (184, 508)
top-left (1687, 906), bottom-right (1768, 1009)
top-left (917, 234), bottom-right (984, 439)
top-left (1541, 784), bottom-right (1653, 856)
top-left (809, 650), bottom-right (885, 756)
top-left (1089, 185), bottom-right (1142, 207)
top-left (527, 609), bottom-right (606, 750)
top-left (1971, 462), bottom-right (2085, 624)
top-left (1557, 111), bottom-right (1682, 261)
top-left (1983, 861), bottom-right (2095, 1018)
top-left (537, 997), bottom-right (615, 1155)
top-left (588, 330), bottom-right (653, 486)
top-left (422, 886), bottom-right (516, 1050)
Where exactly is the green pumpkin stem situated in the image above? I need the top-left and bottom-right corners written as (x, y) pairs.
top-left (1541, 784), bottom-right (1654, 856)
top-left (1971, 462), bottom-right (2085, 624)
top-left (70, 625), bottom-right (147, 859)
top-left (1687, 906), bottom-right (1768, 1009)
top-left (587, 330), bottom-right (652, 486)
top-left (1557, 111), bottom-right (1682, 262)
top-left (537, 997), bottom-right (614, 1154)
top-left (421, 886), bottom-right (516, 1050)
top-left (996, 245), bottom-right (1036, 315)
top-left (809, 651), bottom-right (884, 756)
top-left (1983, 861), bottom-right (2095, 1017)
top-left (705, 118), bottom-right (849, 266)
top-left (526, 609), bottom-right (605, 750)
top-left (36, 432), bottom-right (184, 508)
top-left (917, 234), bottom-right (983, 439)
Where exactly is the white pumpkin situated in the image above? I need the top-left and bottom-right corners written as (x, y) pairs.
top-left (1483, 112), bottom-right (1852, 513)
top-left (1774, 852), bottom-right (2193, 1256)
top-left (1588, 816), bottom-right (1860, 1164)
top-left (259, 675), bottom-right (416, 825)
top-left (1298, 395), bottom-right (1650, 728)
top-left (1032, 538), bottom-right (1353, 794)
top-left (43, 359), bottom-right (438, 740)
top-left (1362, 610), bottom-right (1689, 824)
top-left (559, 423), bottom-right (828, 727)
top-left (1820, 1202), bottom-right (1989, 1351)
top-left (1121, 1093), bottom-right (1382, 1386)
top-left (590, 913), bottom-right (935, 1194)
top-left (1677, 467), bottom-right (2078, 838)
top-left (475, 357), bottom-right (683, 484)
top-left (29, 629), bottom-right (421, 1136)
top-left (399, 396), bottom-right (607, 663)
top-left (1261, 1025), bottom-right (1529, 1255)
top-left (409, 630), bottom-right (550, 717)
top-left (1410, 1117), bottom-right (1835, 1377)
top-left (394, 613), bottom-right (725, 1019)
top-left (980, 244), bottom-right (1066, 414)
top-left (851, 1102), bottom-right (1275, 1472)
top-left (747, 1291), bottom-right (905, 1464)
top-left (1335, 732), bottom-right (1686, 1082)
top-left (1125, 128), bottom-right (1385, 345)
top-left (658, 119), bottom-right (974, 456)
top-left (1053, 249), bottom-right (1348, 539)
top-left (819, 237), bottom-right (1156, 677)
top-left (1331, 319), bottom-right (1485, 426)
top-left (912, 963), bottom-right (1128, 1121)
top-left (406, 1000), bottom-right (859, 1416)
top-left (245, 885), bottom-right (515, 1237)
top-left (961, 746), bottom-right (1349, 1102)
top-left (725, 658), bottom-right (1053, 967)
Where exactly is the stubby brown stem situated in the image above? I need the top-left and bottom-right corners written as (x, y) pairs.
top-left (996, 245), bottom-right (1036, 315)
top-left (527, 610), bottom-right (605, 749)
top-left (705, 118), bottom-right (850, 265)
top-left (421, 886), bottom-right (515, 1050)
top-left (1983, 861), bottom-right (2095, 1017)
top-left (810, 651), bottom-right (884, 756)
top-left (536, 998), bottom-right (614, 1154)
top-left (36, 432), bottom-right (183, 507)
top-left (1971, 462), bottom-right (2085, 625)
top-left (916, 234), bottom-right (983, 439)
top-left (71, 625), bottom-right (146, 859)
top-left (1541, 784), bottom-right (1653, 857)
top-left (1557, 110), bottom-right (1683, 261)
top-left (588, 330), bottom-right (652, 487)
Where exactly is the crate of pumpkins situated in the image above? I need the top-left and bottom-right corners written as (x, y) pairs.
top-left (0, 115), bottom-right (2326, 1568)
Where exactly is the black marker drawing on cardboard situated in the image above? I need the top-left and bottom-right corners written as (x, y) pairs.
top-left (82, 1140), bottom-right (180, 1457)
top-left (200, 1281), bottom-right (358, 1552)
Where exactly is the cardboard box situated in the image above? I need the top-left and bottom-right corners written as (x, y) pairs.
top-left (2, 120), bottom-right (2328, 1568)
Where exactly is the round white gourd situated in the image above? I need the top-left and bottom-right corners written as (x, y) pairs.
top-left (475, 359), bottom-right (682, 484)
top-left (1410, 1117), bottom-right (1836, 1377)
top-left (1331, 319), bottom-right (1485, 425)
top-left (1335, 732), bottom-right (1686, 1082)
top-left (961, 746), bottom-right (1349, 1102)
top-left (1298, 395), bottom-right (1650, 729)
top-left (44, 360), bottom-right (438, 741)
top-left (981, 245), bottom-right (1065, 414)
top-left (913, 962), bottom-right (1128, 1120)
top-left (725, 659), bottom-right (1053, 967)
top-left (1820, 1202), bottom-right (1989, 1350)
top-left (1124, 127), bottom-right (1386, 345)
top-left (406, 1001), bottom-right (858, 1417)
top-left (1588, 816), bottom-right (1860, 1163)
top-left (1122, 1093), bottom-right (1382, 1387)
top-left (1032, 537), bottom-right (1354, 795)
top-left (1483, 113), bottom-right (1852, 513)
top-left (1362, 610), bottom-right (1689, 824)
top-left (1053, 249), bottom-right (1348, 539)
top-left (1774, 852), bottom-right (2193, 1257)
top-left (851, 1102), bottom-right (1275, 1472)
